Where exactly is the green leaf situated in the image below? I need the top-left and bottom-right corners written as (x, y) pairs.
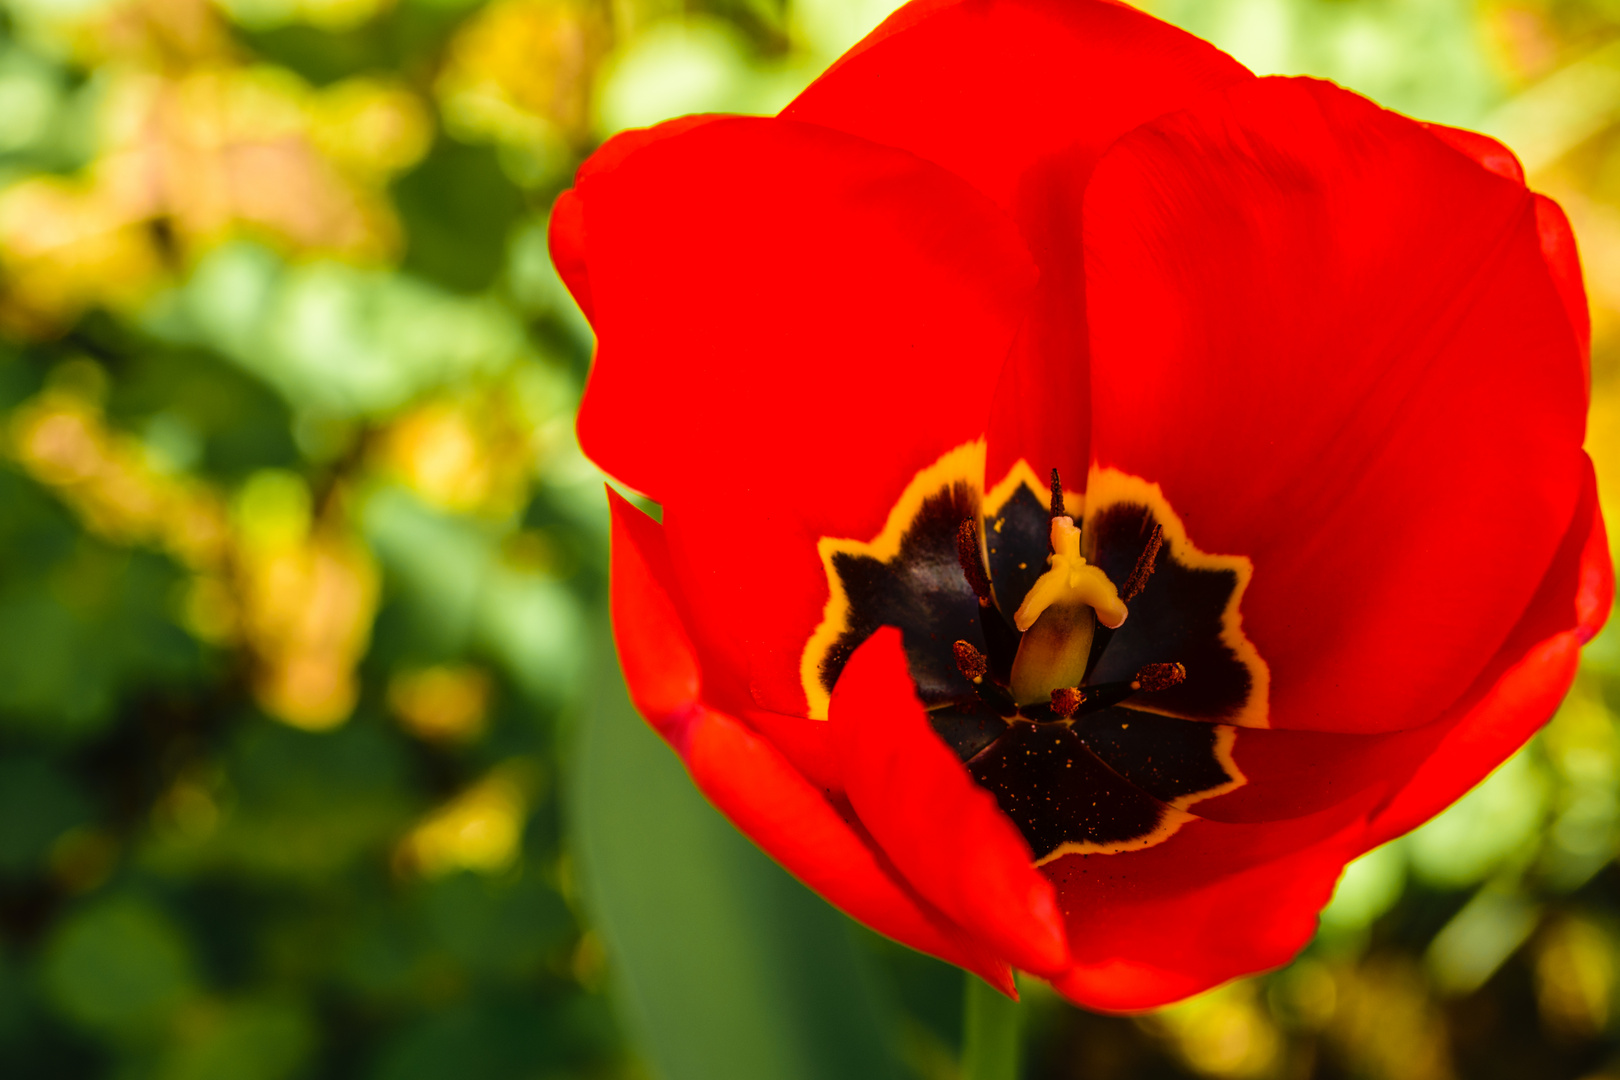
top-left (154, 243), bottom-right (530, 419)
top-left (393, 139), bottom-right (526, 295)
top-left (0, 756), bottom-right (92, 877)
top-left (362, 485), bottom-right (585, 701)
top-left (159, 997), bottom-right (316, 1080)
top-left (42, 895), bottom-right (198, 1039)
top-left (571, 625), bottom-right (902, 1080)
top-left (961, 973), bottom-right (1021, 1080)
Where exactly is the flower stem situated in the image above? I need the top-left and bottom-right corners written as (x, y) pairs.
top-left (961, 972), bottom-right (1022, 1080)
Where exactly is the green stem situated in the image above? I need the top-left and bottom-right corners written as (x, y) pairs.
top-left (961, 972), bottom-right (1022, 1080)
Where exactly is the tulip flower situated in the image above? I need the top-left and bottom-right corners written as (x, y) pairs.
top-left (550, 0), bottom-right (1612, 1010)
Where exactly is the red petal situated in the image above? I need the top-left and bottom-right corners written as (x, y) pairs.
top-left (575, 113), bottom-right (725, 184)
top-left (984, 291), bottom-right (1091, 498)
top-left (1047, 807), bottom-right (1367, 1011)
top-left (1421, 122), bottom-right (1525, 184)
top-left (786, 0), bottom-right (1251, 487)
top-left (1194, 725), bottom-right (1397, 825)
top-left (1082, 76), bottom-right (1589, 734)
top-left (735, 705), bottom-right (843, 796)
top-left (681, 705), bottom-right (1014, 992)
top-left (574, 114), bottom-right (1034, 502)
top-left (608, 487), bottom-right (700, 729)
top-left (1362, 455), bottom-right (1611, 845)
top-left (1535, 193), bottom-right (1593, 375)
top-left (1199, 457), bottom-right (1610, 829)
top-left (1418, 123), bottom-right (1590, 373)
top-left (550, 116), bottom-right (726, 324)
top-left (831, 629), bottom-right (1070, 975)
top-left (548, 191), bottom-right (592, 321)
top-left (573, 115), bottom-right (1036, 719)
top-left (609, 490), bottom-right (1014, 989)
top-left (785, 0), bottom-right (1249, 246)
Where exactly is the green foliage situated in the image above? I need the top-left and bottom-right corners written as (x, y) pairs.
top-left (0, 0), bottom-right (618, 1068)
top-left (0, 473), bottom-right (205, 741)
top-left (0, 756), bottom-right (91, 877)
top-left (43, 896), bottom-right (199, 1039)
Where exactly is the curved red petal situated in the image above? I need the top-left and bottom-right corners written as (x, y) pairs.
top-left (682, 704), bottom-right (1014, 992)
top-left (1193, 725), bottom-right (1397, 825)
top-left (983, 290), bottom-right (1090, 497)
top-left (1417, 123), bottom-right (1590, 374)
top-left (736, 705), bottom-right (843, 796)
top-left (548, 190), bottom-right (592, 321)
top-left (1535, 193), bottom-right (1593, 375)
top-left (1047, 807), bottom-right (1367, 1011)
top-left (609, 491), bottom-right (1014, 988)
top-left (550, 116), bottom-right (727, 325)
top-left (608, 485), bottom-right (768, 746)
top-left (609, 488), bottom-right (700, 728)
top-left (576, 113), bottom-right (725, 184)
top-left (1362, 456), bottom-right (1611, 845)
top-left (831, 629), bottom-right (1070, 975)
top-left (1197, 456), bottom-right (1610, 830)
top-left (785, 0), bottom-right (1250, 247)
top-left (573, 114), bottom-right (1035, 718)
top-left (787, 0), bottom-right (1250, 487)
top-left (1083, 76), bottom-right (1589, 734)
top-left (575, 115), bottom-right (1034, 501)
top-left (1421, 122), bottom-right (1525, 184)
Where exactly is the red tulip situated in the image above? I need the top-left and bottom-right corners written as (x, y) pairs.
top-left (550, 0), bottom-right (1613, 1010)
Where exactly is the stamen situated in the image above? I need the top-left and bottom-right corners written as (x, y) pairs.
top-left (953, 639), bottom-right (989, 682)
top-left (1121, 523), bottom-right (1164, 602)
top-left (1050, 686), bottom-right (1085, 719)
top-left (1049, 468), bottom-right (1066, 521)
top-left (955, 518), bottom-right (993, 607)
top-left (1131, 662), bottom-right (1187, 693)
top-left (953, 640), bottom-right (1017, 714)
top-left (1061, 663), bottom-right (1188, 718)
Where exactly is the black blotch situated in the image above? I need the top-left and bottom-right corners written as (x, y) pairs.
top-left (1073, 706), bottom-right (1234, 804)
top-left (983, 484), bottom-right (1048, 621)
top-left (968, 721), bottom-right (1167, 860)
top-left (928, 707), bottom-right (1008, 764)
top-left (821, 481), bottom-right (985, 706)
top-left (1086, 502), bottom-right (1252, 722)
top-left (976, 592), bottom-right (1021, 685)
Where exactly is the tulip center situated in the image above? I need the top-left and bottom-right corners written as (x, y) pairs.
top-left (803, 446), bottom-right (1270, 864)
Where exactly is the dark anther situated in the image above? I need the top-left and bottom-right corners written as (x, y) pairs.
top-left (1121, 523), bottom-right (1164, 601)
top-left (1050, 686), bottom-right (1085, 719)
top-left (953, 639), bottom-right (988, 682)
top-left (1064, 663), bottom-right (1186, 718)
top-left (956, 518), bottom-right (993, 606)
top-left (1132, 662), bottom-right (1187, 693)
top-left (956, 644), bottom-right (1016, 713)
top-left (1049, 468), bottom-right (1066, 520)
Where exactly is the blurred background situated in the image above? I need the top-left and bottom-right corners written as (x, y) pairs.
top-left (0, 0), bottom-right (1618, 1076)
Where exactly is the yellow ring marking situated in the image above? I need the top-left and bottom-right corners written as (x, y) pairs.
top-left (800, 440), bottom-right (986, 721)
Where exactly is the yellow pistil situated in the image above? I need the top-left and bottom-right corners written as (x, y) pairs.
top-left (1013, 517), bottom-right (1126, 632)
top-left (1008, 516), bottom-right (1127, 706)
